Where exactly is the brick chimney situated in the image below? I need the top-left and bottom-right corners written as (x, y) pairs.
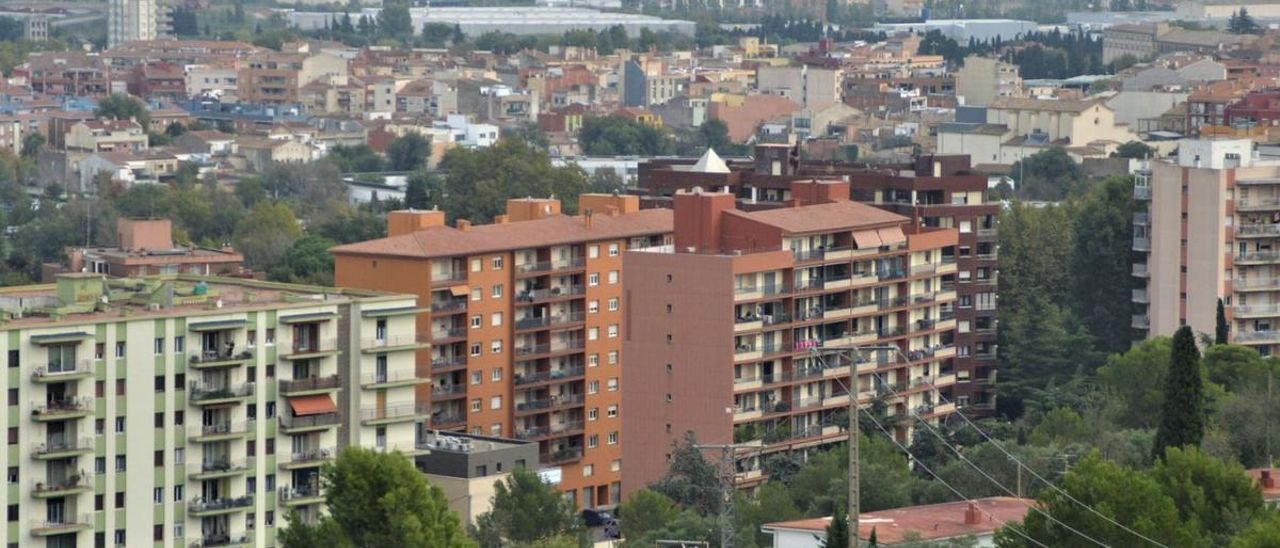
top-left (789, 179), bottom-right (849, 206)
top-left (387, 210), bottom-right (446, 237)
top-left (506, 197), bottom-right (562, 222)
top-left (456, 219), bottom-right (472, 231)
top-left (673, 187), bottom-right (736, 254)
top-left (1263, 470), bottom-right (1275, 489)
top-left (964, 503), bottom-right (983, 525)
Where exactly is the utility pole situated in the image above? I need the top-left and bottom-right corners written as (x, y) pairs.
top-left (810, 346), bottom-right (864, 548)
top-left (693, 443), bottom-right (739, 548)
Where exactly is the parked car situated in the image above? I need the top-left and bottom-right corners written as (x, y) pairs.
top-left (582, 509), bottom-right (615, 527)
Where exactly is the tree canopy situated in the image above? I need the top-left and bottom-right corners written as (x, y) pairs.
top-left (472, 468), bottom-right (580, 545)
top-left (436, 139), bottom-right (589, 223)
top-left (579, 115), bottom-right (675, 156)
top-left (95, 94), bottom-right (150, 127)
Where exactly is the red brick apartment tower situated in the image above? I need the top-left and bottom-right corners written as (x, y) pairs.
top-left (621, 185), bottom-right (960, 496)
top-left (333, 197), bottom-right (672, 508)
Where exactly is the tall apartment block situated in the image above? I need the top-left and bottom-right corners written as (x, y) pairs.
top-left (332, 196), bottom-right (672, 509)
top-left (108, 0), bottom-right (159, 48)
top-left (1133, 138), bottom-right (1280, 352)
top-left (621, 182), bottom-right (960, 494)
top-left (0, 273), bottom-right (424, 548)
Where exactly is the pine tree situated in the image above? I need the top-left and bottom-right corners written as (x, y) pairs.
top-left (823, 505), bottom-right (850, 548)
top-left (1216, 298), bottom-right (1229, 345)
top-left (869, 526), bottom-right (878, 547)
top-left (1153, 325), bottom-right (1205, 459)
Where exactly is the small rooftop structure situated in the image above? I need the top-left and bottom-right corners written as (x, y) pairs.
top-left (762, 497), bottom-right (1034, 546)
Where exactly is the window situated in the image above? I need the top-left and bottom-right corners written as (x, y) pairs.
top-left (5, 350), bottom-right (15, 368)
top-left (115, 342), bottom-right (125, 358)
top-left (588, 354), bottom-right (599, 367)
top-left (95, 457), bottom-right (105, 474)
top-left (470, 343), bottom-right (482, 357)
top-left (266, 511), bottom-right (275, 528)
top-left (95, 344), bottom-right (104, 360)
top-left (608, 298), bottom-right (619, 311)
top-left (471, 399), bottom-right (481, 413)
top-left (492, 284), bottom-right (503, 298)
top-left (609, 243), bottom-right (619, 257)
top-left (115, 417), bottom-right (126, 433)
top-left (607, 405), bottom-right (618, 418)
top-left (589, 245), bottom-right (599, 258)
top-left (589, 380), bottom-right (600, 394)
top-left (154, 450), bottom-right (164, 467)
top-left (116, 455), bottom-right (126, 472)
top-left (154, 488), bottom-right (163, 504)
top-left (608, 271), bottom-right (619, 284)
top-left (475, 464), bottom-right (488, 476)
top-left (154, 375), bottom-right (164, 391)
top-left (174, 373), bottom-right (184, 390)
top-left (608, 351), bottom-right (618, 365)
top-left (471, 315), bottom-right (482, 329)
top-left (116, 379), bottom-right (125, 395)
top-left (471, 288), bottom-right (482, 301)
top-left (5, 428), bottom-right (13, 445)
top-left (608, 431), bottom-right (618, 445)
top-left (607, 325), bottom-right (618, 338)
top-left (490, 423), bottom-right (502, 436)
top-left (588, 273), bottom-right (599, 286)
top-left (471, 371), bottom-right (482, 385)
top-left (588, 435), bottom-right (599, 448)
top-left (5, 467), bottom-right (14, 484)
top-left (491, 312), bottom-right (503, 327)
top-left (266, 328), bottom-right (276, 345)
top-left (96, 381), bottom-right (104, 398)
top-left (588, 408), bottom-right (599, 421)
top-left (174, 336), bottom-right (184, 353)
top-left (588, 300), bottom-right (599, 314)
top-left (611, 460), bottom-right (621, 472)
top-left (154, 338), bottom-right (164, 354)
top-left (588, 327), bottom-right (599, 341)
top-left (583, 465), bottom-right (595, 478)
top-left (175, 411), bottom-right (184, 426)
top-left (95, 419), bottom-right (104, 435)
top-left (266, 402), bottom-right (276, 418)
top-left (114, 530), bottom-right (125, 546)
top-left (247, 331), bottom-right (257, 347)
top-left (5, 505), bottom-right (14, 522)
top-left (492, 256), bottom-right (504, 270)
top-left (471, 258), bottom-right (482, 272)
top-left (5, 389), bottom-right (14, 407)
top-left (154, 413), bottom-right (163, 428)
top-left (175, 448), bottom-right (184, 465)
top-left (490, 396), bottom-right (502, 410)
top-left (491, 340), bottom-right (503, 354)
top-left (607, 378), bottom-right (618, 392)
top-left (491, 368), bottom-right (502, 382)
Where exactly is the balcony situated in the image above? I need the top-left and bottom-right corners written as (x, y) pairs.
top-left (431, 414), bottom-right (466, 429)
top-left (515, 393), bottom-right (585, 414)
top-left (1133, 212), bottom-right (1150, 226)
top-left (361, 370), bottom-right (427, 389)
top-left (281, 447), bottom-right (335, 469)
top-left (281, 338), bottom-right (339, 360)
top-left (1132, 314), bottom-right (1150, 329)
top-left (793, 248), bottom-right (826, 262)
top-left (1236, 330), bottom-right (1280, 344)
top-left (189, 495), bottom-right (255, 516)
top-left (280, 484), bottom-right (324, 506)
top-left (189, 349), bottom-right (254, 368)
top-left (517, 257), bottom-right (586, 276)
top-left (514, 312), bottom-right (586, 331)
top-left (362, 332), bottom-right (431, 353)
top-left (280, 412), bottom-right (340, 432)
top-left (32, 437), bottom-right (94, 459)
top-left (1238, 224), bottom-right (1280, 238)
top-left (191, 534), bottom-right (252, 547)
top-left (1134, 186), bottom-right (1151, 200)
top-left (432, 355), bottom-right (467, 370)
top-left (430, 299), bottom-right (467, 314)
top-left (30, 514), bottom-right (93, 536)
top-left (515, 285), bottom-right (587, 304)
top-left (432, 384), bottom-right (465, 399)
top-left (1238, 252), bottom-right (1280, 264)
top-left (431, 327), bottom-right (467, 344)
top-left (1237, 197), bottom-right (1280, 212)
top-left (360, 402), bottom-right (429, 425)
top-left (31, 397), bottom-right (93, 421)
top-left (976, 227), bottom-right (998, 241)
top-left (1133, 263), bottom-right (1149, 278)
top-left (30, 360), bottom-right (94, 383)
top-left (32, 474), bottom-right (93, 498)
top-left (1238, 177), bottom-right (1280, 186)
top-left (1236, 277), bottom-right (1280, 291)
top-left (1132, 289), bottom-right (1149, 304)
top-left (540, 448), bottom-right (584, 465)
top-left (734, 343), bottom-right (762, 361)
top-left (190, 458), bottom-right (253, 480)
top-left (1132, 237), bottom-right (1151, 252)
top-left (279, 375), bottom-right (340, 396)
top-left (516, 420), bottom-right (585, 440)
top-left (735, 316), bottom-right (763, 333)
top-left (515, 366), bottom-right (585, 386)
top-left (189, 381), bottom-right (255, 405)
top-left (190, 421), bottom-right (251, 443)
top-left (430, 270), bottom-right (465, 286)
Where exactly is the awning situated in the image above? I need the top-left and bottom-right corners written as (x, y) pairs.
top-left (289, 394), bottom-right (337, 416)
top-left (30, 332), bottom-right (94, 345)
top-left (280, 312), bottom-right (337, 324)
top-left (448, 285), bottom-right (469, 297)
top-left (188, 319), bottom-right (247, 332)
top-left (877, 226), bottom-right (906, 247)
top-left (361, 306), bottom-right (426, 318)
top-left (852, 230), bottom-right (882, 249)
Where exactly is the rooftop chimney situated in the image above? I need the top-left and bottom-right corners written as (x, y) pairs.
top-left (387, 210), bottom-right (446, 237)
top-left (964, 503), bottom-right (983, 526)
top-left (456, 219), bottom-right (472, 232)
top-left (506, 197), bottom-right (562, 222)
top-left (673, 187), bottom-right (736, 254)
top-left (579, 193), bottom-right (639, 215)
top-left (789, 179), bottom-right (849, 206)
top-left (1263, 470), bottom-right (1275, 489)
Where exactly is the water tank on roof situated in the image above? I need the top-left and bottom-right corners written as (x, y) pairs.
top-left (194, 281), bottom-right (208, 296)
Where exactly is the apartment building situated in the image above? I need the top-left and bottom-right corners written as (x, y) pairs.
top-left (108, 0), bottom-right (159, 49)
top-left (63, 120), bottom-right (149, 154)
top-left (0, 273), bottom-right (425, 548)
top-left (1133, 138), bottom-right (1280, 354)
top-left (621, 183), bottom-right (960, 494)
top-left (237, 52), bottom-right (348, 106)
top-left (954, 55), bottom-right (1022, 107)
top-left (756, 65), bottom-right (843, 112)
top-left (937, 98), bottom-right (1141, 166)
top-left (331, 196), bottom-right (673, 509)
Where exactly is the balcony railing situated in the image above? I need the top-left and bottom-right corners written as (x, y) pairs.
top-left (516, 285), bottom-right (586, 302)
top-left (31, 359), bottom-right (93, 380)
top-left (191, 534), bottom-right (252, 547)
top-left (288, 338), bottom-right (337, 355)
top-left (540, 448), bottom-right (584, 464)
top-left (359, 402), bottom-right (429, 422)
top-left (976, 227), bottom-right (998, 239)
top-left (1133, 263), bottom-right (1149, 277)
top-left (363, 332), bottom-right (431, 348)
top-left (288, 447), bottom-right (335, 465)
top-left (515, 312), bottom-right (586, 330)
top-left (516, 421), bottom-right (584, 440)
top-left (1133, 212), bottom-right (1150, 225)
top-left (279, 375), bottom-right (339, 393)
top-left (189, 381), bottom-right (255, 402)
top-left (431, 328), bottom-right (466, 341)
top-left (197, 421), bottom-right (248, 437)
top-left (31, 396), bottom-right (93, 417)
top-left (432, 355), bottom-right (467, 369)
top-left (189, 496), bottom-right (254, 513)
top-left (431, 271), bottom-right (465, 284)
top-left (280, 412), bottom-right (340, 429)
top-left (1236, 277), bottom-right (1280, 290)
top-left (1238, 198), bottom-right (1280, 211)
top-left (279, 483), bottom-right (323, 501)
top-left (793, 248), bottom-right (826, 262)
top-left (1237, 330), bottom-right (1280, 343)
top-left (516, 393), bottom-right (585, 412)
top-left (430, 299), bottom-right (467, 313)
top-left (197, 458), bottom-right (251, 475)
top-left (515, 366), bottom-right (585, 386)
top-left (1132, 289), bottom-right (1149, 304)
top-left (32, 437), bottom-right (94, 456)
top-left (432, 384), bottom-right (465, 396)
top-left (33, 473), bottom-right (92, 495)
top-left (431, 414), bottom-right (466, 428)
top-left (1134, 186), bottom-right (1151, 199)
top-left (515, 339), bottom-right (586, 357)
top-left (1238, 224), bottom-right (1280, 237)
top-left (362, 370), bottom-right (421, 386)
top-left (30, 514), bottom-right (92, 533)
top-left (518, 257), bottom-right (585, 274)
top-left (1132, 237), bottom-right (1151, 251)
top-left (189, 349), bottom-right (254, 365)
top-left (1132, 314), bottom-right (1150, 329)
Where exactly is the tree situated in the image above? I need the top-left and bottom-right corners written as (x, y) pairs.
top-left (271, 234), bottom-right (337, 286)
top-left (1097, 337), bottom-right (1171, 430)
top-left (387, 132), bottom-right (432, 172)
top-left (378, 1), bottom-right (414, 41)
top-left (1217, 299), bottom-right (1230, 345)
top-left (1154, 325), bottom-right (1206, 459)
top-left (405, 171), bottom-right (439, 209)
top-left (823, 505), bottom-right (850, 548)
top-left (1069, 175), bottom-right (1136, 356)
top-left (1229, 8), bottom-right (1260, 34)
top-left (1151, 446), bottom-right (1264, 545)
top-left (652, 432), bottom-right (724, 516)
top-left (233, 201), bottom-right (302, 271)
top-left (95, 94), bottom-right (150, 128)
top-left (1232, 511), bottom-right (1280, 547)
top-left (477, 468), bottom-right (580, 544)
top-left (1027, 408), bottom-right (1092, 447)
top-left (20, 132), bottom-right (43, 159)
top-left (328, 144), bottom-right (388, 173)
top-left (578, 115), bottom-right (675, 156)
top-left (1010, 147), bottom-right (1084, 201)
top-left (1113, 140), bottom-right (1155, 159)
top-left (588, 169), bottom-right (626, 195)
top-left (278, 447), bottom-right (474, 548)
top-left (620, 488), bottom-right (680, 541)
top-left (437, 139), bottom-right (589, 223)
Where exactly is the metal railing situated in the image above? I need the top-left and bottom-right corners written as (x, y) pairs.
top-left (288, 338), bottom-right (337, 354)
top-left (362, 370), bottom-right (421, 385)
top-left (1133, 263), bottom-right (1149, 277)
top-left (1236, 330), bottom-right (1280, 343)
top-left (516, 285), bottom-right (586, 302)
top-left (280, 412), bottom-right (340, 429)
top-left (1235, 277), bottom-right (1280, 290)
top-left (514, 366), bottom-right (585, 386)
top-left (515, 312), bottom-right (586, 330)
top-left (1132, 237), bottom-right (1151, 251)
top-left (31, 359), bottom-right (93, 380)
top-left (1132, 314), bottom-right (1150, 329)
top-left (29, 513), bottom-right (92, 531)
top-left (1132, 289), bottom-right (1149, 303)
top-left (430, 300), bottom-right (466, 313)
top-left (1238, 251), bottom-right (1280, 263)
top-left (189, 349), bottom-right (254, 364)
top-left (196, 458), bottom-right (251, 474)
top-left (189, 381), bottom-right (255, 402)
top-left (1238, 224), bottom-right (1280, 237)
top-left (32, 437), bottom-right (94, 455)
top-left (431, 271), bottom-right (465, 284)
top-left (431, 328), bottom-right (466, 340)
top-left (540, 448), bottom-right (584, 464)
top-left (189, 496), bottom-right (254, 513)
top-left (431, 355), bottom-right (467, 369)
top-left (191, 534), bottom-right (252, 547)
top-left (363, 332), bottom-right (431, 348)
top-left (359, 402), bottom-right (429, 421)
top-left (431, 384), bottom-right (465, 396)
top-left (288, 447), bottom-right (335, 465)
top-left (1133, 212), bottom-right (1150, 225)
top-left (197, 421), bottom-right (248, 437)
top-left (1237, 197), bottom-right (1280, 211)
top-left (279, 483), bottom-right (322, 501)
top-left (33, 473), bottom-right (92, 494)
top-left (1133, 186), bottom-right (1151, 199)
top-left (516, 394), bottom-right (585, 412)
top-left (32, 396), bottom-right (93, 416)
top-left (518, 257), bottom-right (586, 274)
top-left (279, 375), bottom-right (339, 393)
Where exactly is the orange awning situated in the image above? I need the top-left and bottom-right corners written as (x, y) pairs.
top-left (449, 285), bottom-right (469, 297)
top-left (853, 230), bottom-right (882, 249)
top-left (289, 394), bottom-right (337, 416)
top-left (877, 226), bottom-right (906, 246)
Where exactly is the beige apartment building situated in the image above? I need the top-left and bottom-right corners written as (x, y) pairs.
top-left (1134, 138), bottom-right (1280, 354)
top-left (237, 52), bottom-right (348, 106)
top-left (954, 55), bottom-right (1022, 107)
top-left (2, 274), bottom-right (425, 547)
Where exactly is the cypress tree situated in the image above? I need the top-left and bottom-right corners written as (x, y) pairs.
top-left (1216, 298), bottom-right (1229, 345)
top-left (1153, 325), bottom-right (1205, 459)
top-left (824, 505), bottom-right (850, 548)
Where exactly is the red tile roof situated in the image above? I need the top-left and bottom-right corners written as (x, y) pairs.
top-left (331, 209), bottom-right (673, 259)
top-left (727, 200), bottom-right (907, 234)
top-left (763, 497), bottom-right (1034, 545)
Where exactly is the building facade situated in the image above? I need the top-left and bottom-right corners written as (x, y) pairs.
top-left (954, 55), bottom-right (1022, 107)
top-left (108, 0), bottom-right (159, 49)
top-left (332, 197), bottom-right (672, 509)
top-left (622, 184), bottom-right (960, 494)
top-left (1, 273), bottom-right (426, 547)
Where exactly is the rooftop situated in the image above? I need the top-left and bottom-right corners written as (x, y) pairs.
top-left (763, 497), bottom-right (1034, 544)
top-left (726, 199), bottom-right (907, 235)
top-left (989, 97), bottom-right (1103, 113)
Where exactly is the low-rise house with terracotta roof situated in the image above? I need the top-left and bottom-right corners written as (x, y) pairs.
top-left (938, 98), bottom-right (1141, 167)
top-left (78, 149), bottom-right (179, 191)
top-left (762, 497), bottom-right (1033, 547)
top-left (127, 62), bottom-right (187, 101)
top-left (63, 119), bottom-right (148, 153)
top-left (233, 136), bottom-right (313, 172)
